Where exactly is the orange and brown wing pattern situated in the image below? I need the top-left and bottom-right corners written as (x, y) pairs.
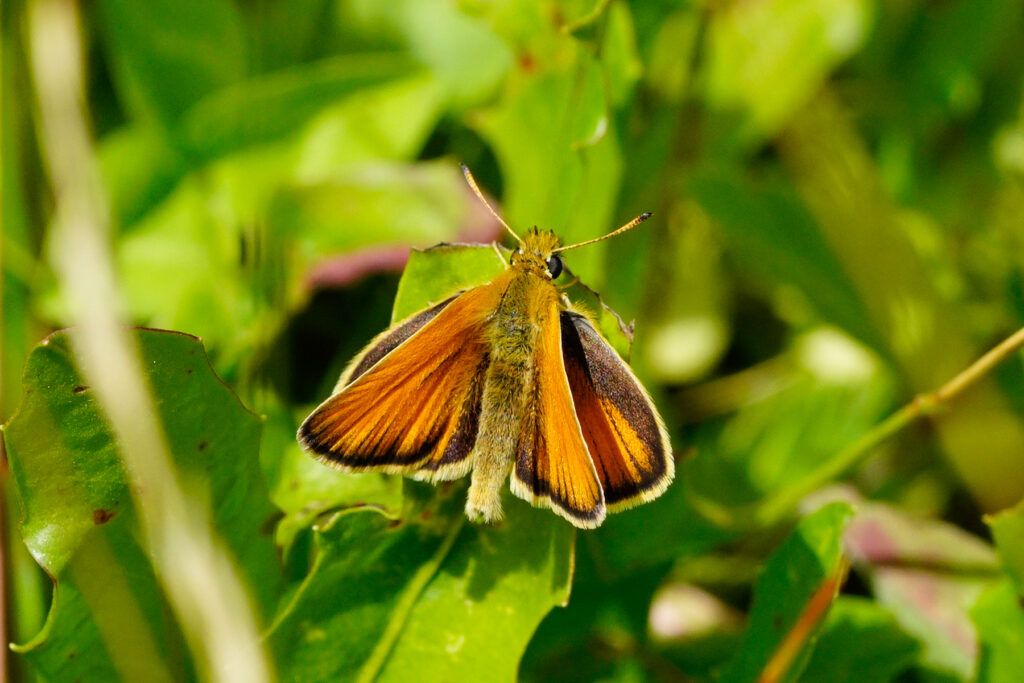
top-left (511, 297), bottom-right (606, 528)
top-left (298, 282), bottom-right (504, 480)
top-left (560, 311), bottom-right (674, 510)
top-left (334, 294), bottom-right (458, 391)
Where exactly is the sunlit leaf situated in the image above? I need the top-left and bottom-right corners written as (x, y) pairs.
top-left (179, 54), bottom-right (418, 162)
top-left (269, 487), bottom-right (573, 682)
top-left (473, 52), bottom-right (620, 286)
top-left (339, 0), bottom-right (512, 108)
top-left (718, 501), bottom-right (853, 682)
top-left (3, 330), bottom-right (279, 680)
top-left (986, 497), bottom-right (1024, 595)
top-left (972, 579), bottom-right (1024, 683)
top-left (703, 0), bottom-right (871, 143)
top-left (391, 243), bottom-right (507, 321)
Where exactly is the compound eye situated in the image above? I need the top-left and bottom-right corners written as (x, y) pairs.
top-left (546, 254), bottom-right (563, 279)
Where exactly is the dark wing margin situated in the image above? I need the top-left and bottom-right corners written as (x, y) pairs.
top-left (561, 311), bottom-right (674, 510)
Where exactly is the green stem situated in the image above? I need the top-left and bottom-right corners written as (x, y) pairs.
top-left (689, 326), bottom-right (1024, 530)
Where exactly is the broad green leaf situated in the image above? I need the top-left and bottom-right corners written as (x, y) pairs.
top-left (178, 54), bottom-right (417, 163)
top-left (473, 52), bottom-right (621, 286)
top-left (260, 402), bottom-right (402, 560)
top-left (798, 597), bottom-right (918, 683)
top-left (96, 0), bottom-right (246, 126)
top-left (269, 487), bottom-right (573, 682)
top-left (375, 496), bottom-right (573, 681)
top-left (719, 501), bottom-right (853, 683)
top-left (3, 329), bottom-right (279, 680)
top-left (986, 497), bottom-right (1024, 595)
top-left (340, 0), bottom-right (512, 108)
top-left (275, 161), bottom-right (472, 261)
top-left (972, 579), bottom-right (1024, 683)
top-left (703, 0), bottom-right (871, 144)
top-left (294, 74), bottom-right (446, 175)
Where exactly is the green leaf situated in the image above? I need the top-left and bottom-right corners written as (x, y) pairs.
top-left (703, 0), bottom-right (872, 144)
top-left (986, 497), bottom-right (1024, 596)
top-left (600, 1), bottom-right (643, 107)
top-left (269, 488), bottom-right (573, 682)
top-left (391, 243), bottom-right (507, 321)
top-left (96, 0), bottom-right (246, 126)
top-left (719, 501), bottom-right (854, 683)
top-left (178, 54), bottom-right (418, 163)
top-left (260, 402), bottom-right (403, 560)
top-left (972, 579), bottom-right (1024, 683)
top-left (798, 597), bottom-right (919, 683)
top-left (473, 53), bottom-right (621, 286)
top-left (2, 330), bottom-right (279, 680)
top-left (275, 161), bottom-right (474, 261)
top-left (340, 0), bottom-right (512, 108)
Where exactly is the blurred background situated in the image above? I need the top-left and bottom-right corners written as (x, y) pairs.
top-left (4, 0), bottom-right (1024, 681)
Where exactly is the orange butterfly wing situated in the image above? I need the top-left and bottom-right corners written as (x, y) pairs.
top-left (297, 281), bottom-right (504, 480)
top-left (560, 311), bottom-right (674, 510)
top-left (511, 294), bottom-right (606, 528)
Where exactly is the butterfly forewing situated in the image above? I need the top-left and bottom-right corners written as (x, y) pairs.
top-left (335, 295), bottom-right (458, 391)
top-left (298, 283), bottom-right (501, 479)
top-left (560, 311), bottom-right (674, 509)
top-left (511, 296), bottom-right (606, 528)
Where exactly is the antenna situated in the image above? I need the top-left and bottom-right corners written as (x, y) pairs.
top-left (552, 212), bottom-right (652, 253)
top-left (460, 163), bottom-right (522, 245)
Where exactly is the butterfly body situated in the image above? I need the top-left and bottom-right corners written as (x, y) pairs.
top-left (466, 232), bottom-right (562, 523)
top-left (299, 205), bottom-right (674, 529)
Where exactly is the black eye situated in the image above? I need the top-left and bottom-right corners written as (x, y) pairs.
top-left (546, 254), bottom-right (563, 279)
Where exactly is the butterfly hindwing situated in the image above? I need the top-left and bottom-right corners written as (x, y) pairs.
top-left (560, 311), bottom-right (674, 509)
top-left (298, 283), bottom-right (502, 480)
top-left (511, 295), bottom-right (606, 528)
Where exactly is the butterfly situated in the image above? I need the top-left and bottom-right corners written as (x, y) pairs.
top-left (297, 166), bottom-right (674, 529)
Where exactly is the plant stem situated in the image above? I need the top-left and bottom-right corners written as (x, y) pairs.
top-left (689, 326), bottom-right (1024, 530)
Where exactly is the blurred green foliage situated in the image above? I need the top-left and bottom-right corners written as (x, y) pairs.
top-left (4, 0), bottom-right (1024, 681)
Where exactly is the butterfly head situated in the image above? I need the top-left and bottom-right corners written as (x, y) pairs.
top-left (512, 227), bottom-right (564, 280)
